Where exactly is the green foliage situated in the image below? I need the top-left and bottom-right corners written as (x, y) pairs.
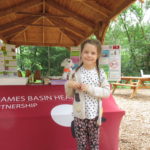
top-left (105, 1), bottom-right (150, 76)
top-left (17, 46), bottom-right (70, 76)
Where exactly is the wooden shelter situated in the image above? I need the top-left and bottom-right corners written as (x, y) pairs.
top-left (0, 0), bottom-right (136, 47)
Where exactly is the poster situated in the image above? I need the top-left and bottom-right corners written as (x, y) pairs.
top-left (0, 43), bottom-right (17, 76)
top-left (101, 45), bottom-right (121, 81)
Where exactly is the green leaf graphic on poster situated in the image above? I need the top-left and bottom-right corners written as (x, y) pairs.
top-left (3, 51), bottom-right (7, 56)
top-left (70, 51), bottom-right (80, 56)
top-left (12, 56), bottom-right (16, 59)
top-left (100, 64), bottom-right (109, 78)
top-left (5, 60), bottom-right (9, 64)
top-left (0, 44), bottom-right (17, 76)
top-left (1, 46), bottom-right (6, 51)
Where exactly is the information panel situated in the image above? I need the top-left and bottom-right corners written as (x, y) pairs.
top-left (0, 43), bottom-right (17, 77)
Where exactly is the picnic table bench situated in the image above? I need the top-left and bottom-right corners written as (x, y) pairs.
top-left (111, 76), bottom-right (150, 98)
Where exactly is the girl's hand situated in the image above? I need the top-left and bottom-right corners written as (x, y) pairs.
top-left (80, 83), bottom-right (89, 92)
top-left (67, 80), bottom-right (81, 90)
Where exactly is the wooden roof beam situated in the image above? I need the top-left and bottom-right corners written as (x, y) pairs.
top-left (10, 17), bottom-right (41, 39)
top-left (5, 17), bottom-right (41, 42)
top-left (0, 16), bottom-right (40, 32)
top-left (8, 41), bottom-right (75, 47)
top-left (107, 0), bottom-right (136, 21)
top-left (21, 23), bottom-right (63, 28)
top-left (61, 29), bottom-right (81, 43)
top-left (59, 33), bottom-right (63, 44)
top-left (42, 16), bottom-right (45, 44)
top-left (94, 21), bottom-right (110, 43)
top-left (0, 35), bottom-right (7, 43)
top-left (81, 1), bottom-right (111, 18)
top-left (2, 26), bottom-right (26, 39)
top-left (47, 16), bottom-right (85, 37)
top-left (46, 17), bottom-right (76, 44)
top-left (0, 0), bottom-right (43, 18)
top-left (100, 23), bottom-right (110, 44)
top-left (42, 0), bottom-right (45, 44)
top-left (24, 31), bottom-right (27, 43)
top-left (42, 0), bottom-right (46, 14)
top-left (46, 0), bottom-right (95, 28)
top-left (16, 12), bottom-right (69, 18)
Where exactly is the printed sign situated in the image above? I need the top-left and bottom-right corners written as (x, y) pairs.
top-left (100, 45), bottom-right (121, 81)
top-left (0, 43), bottom-right (17, 76)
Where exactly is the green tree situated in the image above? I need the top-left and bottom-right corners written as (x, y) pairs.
top-left (105, 1), bottom-right (150, 76)
top-left (17, 46), bottom-right (70, 76)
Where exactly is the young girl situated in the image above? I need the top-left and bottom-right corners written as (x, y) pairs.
top-left (65, 39), bottom-right (110, 150)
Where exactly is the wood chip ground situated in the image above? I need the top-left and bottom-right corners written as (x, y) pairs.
top-left (113, 89), bottom-right (150, 150)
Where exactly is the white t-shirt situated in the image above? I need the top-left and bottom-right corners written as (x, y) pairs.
top-left (80, 66), bottom-right (100, 119)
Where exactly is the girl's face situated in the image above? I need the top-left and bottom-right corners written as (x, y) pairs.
top-left (81, 43), bottom-right (99, 69)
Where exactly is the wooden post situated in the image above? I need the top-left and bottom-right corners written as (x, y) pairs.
top-left (48, 47), bottom-right (50, 76)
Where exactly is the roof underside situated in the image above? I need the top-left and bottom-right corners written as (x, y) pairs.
top-left (0, 0), bottom-right (136, 47)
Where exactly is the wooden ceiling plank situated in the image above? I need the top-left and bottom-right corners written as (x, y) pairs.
top-left (47, 16), bottom-right (85, 37)
top-left (46, 17), bottom-right (76, 44)
top-left (75, 22), bottom-right (104, 45)
top-left (0, 16), bottom-right (40, 32)
top-left (16, 12), bottom-right (42, 16)
top-left (81, 1), bottom-right (111, 18)
top-left (12, 17), bottom-right (42, 39)
top-left (61, 29), bottom-right (81, 42)
top-left (7, 17), bottom-right (42, 41)
top-left (58, 30), bottom-right (78, 45)
top-left (2, 26), bottom-right (26, 39)
top-left (0, 0), bottom-right (43, 18)
top-left (44, 13), bottom-right (70, 18)
top-left (46, 0), bottom-right (95, 28)
top-left (76, 30), bottom-right (93, 46)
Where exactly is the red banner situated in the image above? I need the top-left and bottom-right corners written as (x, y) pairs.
top-left (0, 85), bottom-right (125, 150)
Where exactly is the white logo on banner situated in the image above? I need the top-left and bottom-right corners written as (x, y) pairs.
top-left (51, 104), bottom-right (73, 127)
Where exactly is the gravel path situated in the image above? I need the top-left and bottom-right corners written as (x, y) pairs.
top-left (113, 89), bottom-right (150, 150)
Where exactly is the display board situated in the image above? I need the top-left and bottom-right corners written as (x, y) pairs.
top-left (0, 43), bottom-right (17, 77)
top-left (101, 45), bottom-right (121, 81)
top-left (70, 45), bottom-right (121, 81)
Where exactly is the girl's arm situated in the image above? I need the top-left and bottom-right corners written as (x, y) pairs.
top-left (85, 70), bottom-right (110, 98)
top-left (64, 72), bottom-right (81, 97)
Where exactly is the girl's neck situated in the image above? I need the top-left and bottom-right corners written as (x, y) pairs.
top-left (83, 64), bottom-right (96, 70)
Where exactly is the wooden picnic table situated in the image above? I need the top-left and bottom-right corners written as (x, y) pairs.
top-left (111, 76), bottom-right (150, 98)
